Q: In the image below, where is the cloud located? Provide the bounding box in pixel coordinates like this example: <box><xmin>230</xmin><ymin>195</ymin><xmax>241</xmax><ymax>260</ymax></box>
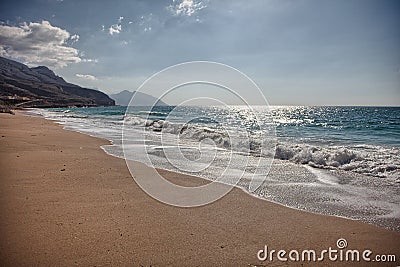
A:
<box><xmin>70</xmin><ymin>34</ymin><xmax>79</xmax><ymax>43</ymax></box>
<box><xmin>0</xmin><ymin>20</ymin><xmax>81</xmax><ymax>68</ymax></box>
<box><xmin>109</xmin><ymin>24</ymin><xmax>122</xmax><ymax>35</ymax></box>
<box><xmin>108</xmin><ymin>17</ymin><xmax>125</xmax><ymax>35</ymax></box>
<box><xmin>75</xmin><ymin>74</ymin><xmax>97</xmax><ymax>80</ymax></box>
<box><xmin>168</xmin><ymin>0</ymin><xmax>207</xmax><ymax>16</ymax></box>
<box><xmin>81</xmin><ymin>58</ymin><xmax>98</xmax><ymax>63</ymax></box>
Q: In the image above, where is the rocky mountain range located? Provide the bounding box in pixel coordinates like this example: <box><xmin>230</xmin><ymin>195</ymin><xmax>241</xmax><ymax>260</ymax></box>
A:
<box><xmin>0</xmin><ymin>56</ymin><xmax>115</xmax><ymax>108</ymax></box>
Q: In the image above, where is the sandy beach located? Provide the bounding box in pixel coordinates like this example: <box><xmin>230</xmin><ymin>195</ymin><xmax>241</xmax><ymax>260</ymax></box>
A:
<box><xmin>0</xmin><ymin>112</ymin><xmax>399</xmax><ymax>266</ymax></box>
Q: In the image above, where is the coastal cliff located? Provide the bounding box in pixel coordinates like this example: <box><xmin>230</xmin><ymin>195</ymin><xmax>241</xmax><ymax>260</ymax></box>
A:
<box><xmin>0</xmin><ymin>57</ymin><xmax>114</xmax><ymax>108</ymax></box>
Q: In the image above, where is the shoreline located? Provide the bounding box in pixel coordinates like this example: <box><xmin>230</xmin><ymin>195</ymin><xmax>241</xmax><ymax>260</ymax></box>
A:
<box><xmin>38</xmin><ymin>115</ymin><xmax>374</xmax><ymax>226</ymax></box>
<box><xmin>1</xmin><ymin>112</ymin><xmax>399</xmax><ymax>266</ymax></box>
<box><xmin>35</xmin><ymin>108</ymin><xmax>399</xmax><ymax>231</ymax></box>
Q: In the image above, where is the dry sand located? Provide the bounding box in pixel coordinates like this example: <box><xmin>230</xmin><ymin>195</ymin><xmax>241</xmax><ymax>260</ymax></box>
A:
<box><xmin>0</xmin><ymin>112</ymin><xmax>399</xmax><ymax>266</ymax></box>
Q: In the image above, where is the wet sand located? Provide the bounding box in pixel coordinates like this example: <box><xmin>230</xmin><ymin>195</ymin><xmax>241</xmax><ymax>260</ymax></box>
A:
<box><xmin>0</xmin><ymin>112</ymin><xmax>399</xmax><ymax>266</ymax></box>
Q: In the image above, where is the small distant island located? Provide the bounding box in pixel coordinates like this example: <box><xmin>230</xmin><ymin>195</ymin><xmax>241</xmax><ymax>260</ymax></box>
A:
<box><xmin>0</xmin><ymin>56</ymin><xmax>115</xmax><ymax>110</ymax></box>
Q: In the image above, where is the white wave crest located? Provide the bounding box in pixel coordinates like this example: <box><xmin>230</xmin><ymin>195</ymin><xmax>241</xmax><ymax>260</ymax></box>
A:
<box><xmin>275</xmin><ymin>143</ymin><xmax>399</xmax><ymax>179</ymax></box>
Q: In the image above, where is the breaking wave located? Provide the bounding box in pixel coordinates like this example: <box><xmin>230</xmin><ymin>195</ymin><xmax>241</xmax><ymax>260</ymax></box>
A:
<box><xmin>124</xmin><ymin>114</ymin><xmax>400</xmax><ymax>180</ymax></box>
<box><xmin>275</xmin><ymin>143</ymin><xmax>399</xmax><ymax>179</ymax></box>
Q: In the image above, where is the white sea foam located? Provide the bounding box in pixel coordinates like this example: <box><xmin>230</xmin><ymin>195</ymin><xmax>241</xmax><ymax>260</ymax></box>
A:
<box><xmin>123</xmin><ymin>113</ymin><xmax>400</xmax><ymax>180</ymax></box>
<box><xmin>304</xmin><ymin>165</ymin><xmax>339</xmax><ymax>185</ymax></box>
<box><xmin>275</xmin><ymin>143</ymin><xmax>399</xmax><ymax>180</ymax></box>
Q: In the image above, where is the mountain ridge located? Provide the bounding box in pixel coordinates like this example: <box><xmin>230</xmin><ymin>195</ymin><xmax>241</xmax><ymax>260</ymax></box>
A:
<box><xmin>0</xmin><ymin>56</ymin><xmax>115</xmax><ymax>108</ymax></box>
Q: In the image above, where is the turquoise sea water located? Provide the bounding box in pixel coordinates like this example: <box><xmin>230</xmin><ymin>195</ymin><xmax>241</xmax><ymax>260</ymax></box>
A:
<box><xmin>30</xmin><ymin>106</ymin><xmax>400</xmax><ymax>230</ymax></box>
<box><xmin>35</xmin><ymin>105</ymin><xmax>400</xmax><ymax>177</ymax></box>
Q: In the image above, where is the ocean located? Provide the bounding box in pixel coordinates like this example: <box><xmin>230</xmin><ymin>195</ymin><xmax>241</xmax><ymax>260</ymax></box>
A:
<box><xmin>29</xmin><ymin>106</ymin><xmax>400</xmax><ymax>231</ymax></box>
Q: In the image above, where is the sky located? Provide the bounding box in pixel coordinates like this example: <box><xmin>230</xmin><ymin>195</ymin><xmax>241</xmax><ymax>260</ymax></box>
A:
<box><xmin>0</xmin><ymin>0</ymin><xmax>399</xmax><ymax>106</ymax></box>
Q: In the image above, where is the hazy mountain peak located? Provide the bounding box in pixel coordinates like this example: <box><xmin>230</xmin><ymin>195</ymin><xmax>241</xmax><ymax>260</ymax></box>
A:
<box><xmin>110</xmin><ymin>90</ymin><xmax>167</xmax><ymax>106</ymax></box>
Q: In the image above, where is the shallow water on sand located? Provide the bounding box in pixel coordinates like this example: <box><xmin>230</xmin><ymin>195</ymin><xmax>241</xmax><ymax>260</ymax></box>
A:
<box><xmin>27</xmin><ymin>106</ymin><xmax>400</xmax><ymax>231</ymax></box>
